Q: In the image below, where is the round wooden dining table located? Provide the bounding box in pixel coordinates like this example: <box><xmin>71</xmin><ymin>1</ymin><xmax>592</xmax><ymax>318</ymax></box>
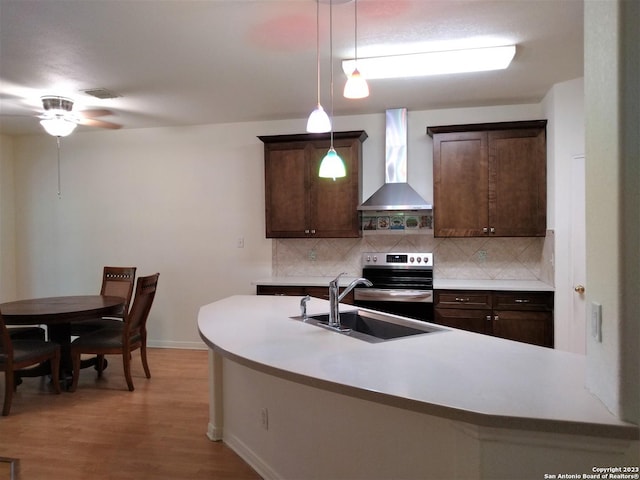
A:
<box><xmin>1</xmin><ymin>295</ymin><xmax>125</xmax><ymax>385</ymax></box>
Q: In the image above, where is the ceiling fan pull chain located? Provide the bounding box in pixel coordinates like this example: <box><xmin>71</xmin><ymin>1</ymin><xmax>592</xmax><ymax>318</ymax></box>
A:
<box><xmin>56</xmin><ymin>136</ymin><xmax>62</xmax><ymax>198</ymax></box>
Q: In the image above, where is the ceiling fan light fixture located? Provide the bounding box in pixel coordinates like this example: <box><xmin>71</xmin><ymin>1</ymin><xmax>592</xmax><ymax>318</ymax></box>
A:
<box><xmin>40</xmin><ymin>117</ymin><xmax>77</xmax><ymax>137</ymax></box>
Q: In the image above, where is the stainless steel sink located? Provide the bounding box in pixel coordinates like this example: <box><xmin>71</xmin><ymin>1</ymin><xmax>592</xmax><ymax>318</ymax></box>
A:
<box><xmin>291</xmin><ymin>309</ymin><xmax>443</xmax><ymax>343</ymax></box>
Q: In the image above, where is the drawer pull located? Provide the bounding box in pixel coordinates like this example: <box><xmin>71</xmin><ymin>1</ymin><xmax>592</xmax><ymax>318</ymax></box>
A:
<box><xmin>514</xmin><ymin>299</ymin><xmax>531</xmax><ymax>303</ymax></box>
<box><xmin>455</xmin><ymin>297</ymin><xmax>470</xmax><ymax>303</ymax></box>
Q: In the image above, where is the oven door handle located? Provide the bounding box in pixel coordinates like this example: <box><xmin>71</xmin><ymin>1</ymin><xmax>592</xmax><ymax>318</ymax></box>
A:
<box><xmin>354</xmin><ymin>288</ymin><xmax>433</xmax><ymax>303</ymax></box>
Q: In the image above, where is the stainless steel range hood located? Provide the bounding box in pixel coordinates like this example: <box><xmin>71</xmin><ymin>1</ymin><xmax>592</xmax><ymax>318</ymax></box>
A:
<box><xmin>358</xmin><ymin>108</ymin><xmax>432</xmax><ymax>211</ymax></box>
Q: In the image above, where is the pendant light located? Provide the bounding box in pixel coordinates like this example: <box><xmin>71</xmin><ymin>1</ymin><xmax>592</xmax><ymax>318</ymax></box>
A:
<box><xmin>319</xmin><ymin>0</ymin><xmax>346</xmax><ymax>180</ymax></box>
<box><xmin>343</xmin><ymin>0</ymin><xmax>369</xmax><ymax>99</ymax></box>
<box><xmin>306</xmin><ymin>0</ymin><xmax>331</xmax><ymax>133</ymax></box>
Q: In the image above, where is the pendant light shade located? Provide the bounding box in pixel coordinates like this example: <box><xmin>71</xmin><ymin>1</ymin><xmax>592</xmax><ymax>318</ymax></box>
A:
<box><xmin>343</xmin><ymin>0</ymin><xmax>369</xmax><ymax>99</ymax></box>
<box><xmin>307</xmin><ymin>0</ymin><xmax>331</xmax><ymax>133</ymax></box>
<box><xmin>344</xmin><ymin>68</ymin><xmax>369</xmax><ymax>99</ymax></box>
<box><xmin>318</xmin><ymin>0</ymin><xmax>345</xmax><ymax>180</ymax></box>
<box><xmin>319</xmin><ymin>147</ymin><xmax>346</xmax><ymax>179</ymax></box>
<box><xmin>307</xmin><ymin>104</ymin><xmax>332</xmax><ymax>133</ymax></box>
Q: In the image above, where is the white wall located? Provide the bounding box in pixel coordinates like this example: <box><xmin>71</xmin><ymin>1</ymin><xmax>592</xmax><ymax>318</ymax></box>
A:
<box><xmin>0</xmin><ymin>134</ymin><xmax>17</xmax><ymax>302</ymax></box>
<box><xmin>542</xmin><ymin>77</ymin><xmax>585</xmax><ymax>353</ymax></box>
<box><xmin>584</xmin><ymin>0</ymin><xmax>639</xmax><ymax>424</ymax></box>
<box><xmin>7</xmin><ymin>103</ymin><xmax>542</xmax><ymax>348</ymax></box>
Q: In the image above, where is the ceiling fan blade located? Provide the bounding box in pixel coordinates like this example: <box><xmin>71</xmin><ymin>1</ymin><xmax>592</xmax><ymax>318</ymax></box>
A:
<box><xmin>78</xmin><ymin>109</ymin><xmax>114</xmax><ymax>119</ymax></box>
<box><xmin>78</xmin><ymin>118</ymin><xmax>122</xmax><ymax>129</ymax></box>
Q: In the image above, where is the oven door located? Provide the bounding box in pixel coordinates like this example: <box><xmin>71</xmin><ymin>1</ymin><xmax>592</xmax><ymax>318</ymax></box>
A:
<box><xmin>353</xmin><ymin>288</ymin><xmax>434</xmax><ymax>322</ymax></box>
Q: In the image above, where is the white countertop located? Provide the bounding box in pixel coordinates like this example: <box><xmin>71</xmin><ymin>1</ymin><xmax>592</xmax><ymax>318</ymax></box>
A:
<box><xmin>253</xmin><ymin>277</ymin><xmax>553</xmax><ymax>291</ymax></box>
<box><xmin>198</xmin><ymin>295</ymin><xmax>636</xmax><ymax>440</ymax></box>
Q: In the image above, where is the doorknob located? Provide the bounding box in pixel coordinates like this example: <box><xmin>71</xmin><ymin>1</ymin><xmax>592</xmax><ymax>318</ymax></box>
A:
<box><xmin>574</xmin><ymin>284</ymin><xmax>585</xmax><ymax>294</ymax></box>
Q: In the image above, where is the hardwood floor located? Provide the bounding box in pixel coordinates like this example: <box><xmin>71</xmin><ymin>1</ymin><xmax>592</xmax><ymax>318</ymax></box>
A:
<box><xmin>0</xmin><ymin>348</ymin><xmax>261</xmax><ymax>480</ymax></box>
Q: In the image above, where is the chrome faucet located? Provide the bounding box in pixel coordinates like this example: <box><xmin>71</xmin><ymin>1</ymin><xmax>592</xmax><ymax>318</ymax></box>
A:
<box><xmin>328</xmin><ymin>273</ymin><xmax>373</xmax><ymax>329</ymax></box>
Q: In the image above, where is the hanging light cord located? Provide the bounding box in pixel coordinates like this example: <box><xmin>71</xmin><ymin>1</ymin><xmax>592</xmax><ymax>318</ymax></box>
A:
<box><xmin>56</xmin><ymin>136</ymin><xmax>62</xmax><ymax>198</ymax></box>
<box><xmin>329</xmin><ymin>0</ymin><xmax>335</xmax><ymax>148</ymax></box>
<box><xmin>315</xmin><ymin>0</ymin><xmax>321</xmax><ymax>107</ymax></box>
<box><xmin>354</xmin><ymin>0</ymin><xmax>359</xmax><ymax>64</ymax></box>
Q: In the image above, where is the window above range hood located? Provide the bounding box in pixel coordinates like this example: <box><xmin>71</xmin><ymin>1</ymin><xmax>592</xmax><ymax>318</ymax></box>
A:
<box><xmin>358</xmin><ymin>108</ymin><xmax>432</xmax><ymax>211</ymax></box>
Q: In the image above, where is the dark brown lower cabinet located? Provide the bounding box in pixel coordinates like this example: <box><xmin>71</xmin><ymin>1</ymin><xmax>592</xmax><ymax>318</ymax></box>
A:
<box><xmin>434</xmin><ymin>289</ymin><xmax>553</xmax><ymax>347</ymax></box>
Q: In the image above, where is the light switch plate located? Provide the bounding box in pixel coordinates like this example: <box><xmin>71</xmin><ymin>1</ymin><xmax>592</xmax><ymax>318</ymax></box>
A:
<box><xmin>591</xmin><ymin>302</ymin><xmax>602</xmax><ymax>342</ymax></box>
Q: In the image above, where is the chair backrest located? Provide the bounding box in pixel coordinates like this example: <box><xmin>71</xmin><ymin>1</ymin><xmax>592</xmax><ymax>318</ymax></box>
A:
<box><xmin>101</xmin><ymin>266</ymin><xmax>137</xmax><ymax>317</ymax></box>
<box><xmin>125</xmin><ymin>273</ymin><xmax>160</xmax><ymax>339</ymax></box>
<box><xmin>0</xmin><ymin>313</ymin><xmax>15</xmax><ymax>368</ymax></box>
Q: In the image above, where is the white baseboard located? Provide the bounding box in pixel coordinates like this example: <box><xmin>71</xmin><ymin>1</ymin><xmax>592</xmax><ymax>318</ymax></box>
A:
<box><xmin>147</xmin><ymin>339</ymin><xmax>207</xmax><ymax>350</ymax></box>
<box><xmin>224</xmin><ymin>431</ymin><xmax>281</xmax><ymax>480</ymax></box>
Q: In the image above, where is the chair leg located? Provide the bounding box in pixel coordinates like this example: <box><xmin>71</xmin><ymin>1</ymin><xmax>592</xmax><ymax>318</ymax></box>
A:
<box><xmin>2</xmin><ymin>369</ymin><xmax>14</xmax><ymax>416</ymax></box>
<box><xmin>69</xmin><ymin>350</ymin><xmax>81</xmax><ymax>392</ymax></box>
<box><xmin>96</xmin><ymin>355</ymin><xmax>105</xmax><ymax>377</ymax></box>
<box><xmin>50</xmin><ymin>348</ymin><xmax>61</xmax><ymax>394</ymax></box>
<box><xmin>123</xmin><ymin>351</ymin><xmax>134</xmax><ymax>391</ymax></box>
<box><xmin>141</xmin><ymin>343</ymin><xmax>151</xmax><ymax>379</ymax></box>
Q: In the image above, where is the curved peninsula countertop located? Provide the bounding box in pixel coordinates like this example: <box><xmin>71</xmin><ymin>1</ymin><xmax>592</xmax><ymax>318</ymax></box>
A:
<box><xmin>198</xmin><ymin>295</ymin><xmax>634</xmax><ymax>440</ymax></box>
<box><xmin>199</xmin><ymin>295</ymin><xmax>638</xmax><ymax>479</ymax></box>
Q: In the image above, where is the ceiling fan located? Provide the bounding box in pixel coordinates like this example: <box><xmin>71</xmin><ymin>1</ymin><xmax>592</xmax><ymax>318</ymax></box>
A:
<box><xmin>38</xmin><ymin>95</ymin><xmax>122</xmax><ymax>136</ymax></box>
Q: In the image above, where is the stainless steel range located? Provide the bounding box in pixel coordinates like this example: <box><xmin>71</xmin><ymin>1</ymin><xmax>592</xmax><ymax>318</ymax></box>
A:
<box><xmin>354</xmin><ymin>252</ymin><xmax>434</xmax><ymax>322</ymax></box>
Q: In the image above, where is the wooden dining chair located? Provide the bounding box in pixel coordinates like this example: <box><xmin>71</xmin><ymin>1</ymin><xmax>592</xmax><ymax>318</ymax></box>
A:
<box><xmin>0</xmin><ymin>312</ymin><xmax>61</xmax><ymax>416</ymax></box>
<box><xmin>70</xmin><ymin>266</ymin><xmax>137</xmax><ymax>336</ymax></box>
<box><xmin>8</xmin><ymin>326</ymin><xmax>46</xmax><ymax>341</ymax></box>
<box><xmin>69</xmin><ymin>273</ymin><xmax>159</xmax><ymax>392</ymax></box>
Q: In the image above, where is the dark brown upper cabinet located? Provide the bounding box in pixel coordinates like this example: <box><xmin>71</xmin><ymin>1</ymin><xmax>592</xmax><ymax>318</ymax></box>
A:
<box><xmin>428</xmin><ymin>121</ymin><xmax>547</xmax><ymax>237</ymax></box>
<box><xmin>259</xmin><ymin>131</ymin><xmax>367</xmax><ymax>238</ymax></box>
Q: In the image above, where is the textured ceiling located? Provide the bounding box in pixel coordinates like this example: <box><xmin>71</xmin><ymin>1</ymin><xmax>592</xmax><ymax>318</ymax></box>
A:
<box><xmin>0</xmin><ymin>0</ymin><xmax>583</xmax><ymax>136</ymax></box>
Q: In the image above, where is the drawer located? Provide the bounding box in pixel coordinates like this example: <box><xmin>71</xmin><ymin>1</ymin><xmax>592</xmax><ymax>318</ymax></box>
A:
<box><xmin>493</xmin><ymin>291</ymin><xmax>553</xmax><ymax>311</ymax></box>
<box><xmin>435</xmin><ymin>290</ymin><xmax>491</xmax><ymax>309</ymax></box>
<box><xmin>256</xmin><ymin>285</ymin><xmax>306</xmax><ymax>296</ymax></box>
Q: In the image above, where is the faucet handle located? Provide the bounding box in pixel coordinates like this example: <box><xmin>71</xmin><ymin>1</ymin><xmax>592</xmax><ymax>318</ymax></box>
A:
<box><xmin>300</xmin><ymin>295</ymin><xmax>311</xmax><ymax>320</ymax></box>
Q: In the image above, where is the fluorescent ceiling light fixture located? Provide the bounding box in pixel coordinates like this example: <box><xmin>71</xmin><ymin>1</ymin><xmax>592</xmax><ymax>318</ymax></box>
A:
<box><xmin>342</xmin><ymin>45</ymin><xmax>516</xmax><ymax>80</ymax></box>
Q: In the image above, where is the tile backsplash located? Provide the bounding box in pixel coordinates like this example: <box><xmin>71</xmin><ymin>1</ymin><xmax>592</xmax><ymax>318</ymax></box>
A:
<box><xmin>273</xmin><ymin>230</ymin><xmax>554</xmax><ymax>285</ymax></box>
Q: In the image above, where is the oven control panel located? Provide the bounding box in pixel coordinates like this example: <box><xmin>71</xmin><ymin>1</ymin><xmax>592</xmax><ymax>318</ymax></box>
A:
<box><xmin>362</xmin><ymin>252</ymin><xmax>433</xmax><ymax>267</ymax></box>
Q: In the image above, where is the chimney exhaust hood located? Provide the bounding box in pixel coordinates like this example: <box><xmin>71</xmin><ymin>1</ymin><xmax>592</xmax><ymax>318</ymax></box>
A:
<box><xmin>358</xmin><ymin>108</ymin><xmax>432</xmax><ymax>211</ymax></box>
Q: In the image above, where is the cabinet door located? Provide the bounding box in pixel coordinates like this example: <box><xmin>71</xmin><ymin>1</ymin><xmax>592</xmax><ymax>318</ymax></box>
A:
<box><xmin>433</xmin><ymin>131</ymin><xmax>489</xmax><ymax>237</ymax></box>
<box><xmin>264</xmin><ymin>144</ymin><xmax>309</xmax><ymax>237</ymax></box>
<box><xmin>309</xmin><ymin>137</ymin><xmax>362</xmax><ymax>238</ymax></box>
<box><xmin>489</xmin><ymin>128</ymin><xmax>546</xmax><ymax>236</ymax></box>
<box><xmin>262</xmin><ymin>131</ymin><xmax>365</xmax><ymax>239</ymax></box>
<box><xmin>434</xmin><ymin>308</ymin><xmax>490</xmax><ymax>334</ymax></box>
<box><xmin>491</xmin><ymin>309</ymin><xmax>553</xmax><ymax>347</ymax></box>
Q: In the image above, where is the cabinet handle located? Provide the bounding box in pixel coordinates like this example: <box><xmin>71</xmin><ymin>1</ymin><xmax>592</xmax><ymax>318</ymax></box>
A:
<box><xmin>483</xmin><ymin>227</ymin><xmax>488</xmax><ymax>234</ymax></box>
<box><xmin>490</xmin><ymin>227</ymin><xmax>496</xmax><ymax>233</ymax></box>
<box><xmin>494</xmin><ymin>315</ymin><xmax>499</xmax><ymax>321</ymax></box>
<box><xmin>304</xmin><ymin>229</ymin><xmax>310</xmax><ymax>234</ymax></box>
<box><xmin>486</xmin><ymin>315</ymin><xmax>492</xmax><ymax>321</ymax></box>
<box><xmin>311</xmin><ymin>229</ymin><xmax>316</xmax><ymax>234</ymax></box>
<box><xmin>455</xmin><ymin>297</ymin><xmax>470</xmax><ymax>302</ymax></box>
<box><xmin>515</xmin><ymin>299</ymin><xmax>531</xmax><ymax>303</ymax></box>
